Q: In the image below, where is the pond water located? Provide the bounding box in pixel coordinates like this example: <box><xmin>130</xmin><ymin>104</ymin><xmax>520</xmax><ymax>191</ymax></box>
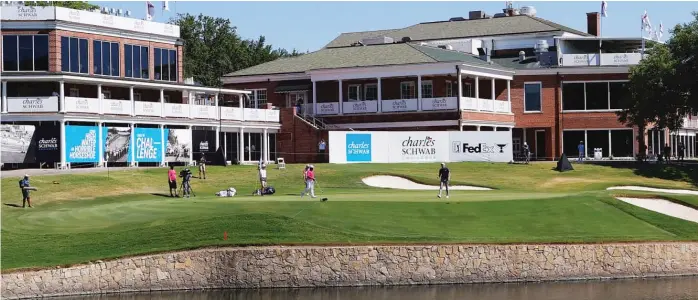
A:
<box><xmin>56</xmin><ymin>276</ymin><xmax>698</xmax><ymax>300</ymax></box>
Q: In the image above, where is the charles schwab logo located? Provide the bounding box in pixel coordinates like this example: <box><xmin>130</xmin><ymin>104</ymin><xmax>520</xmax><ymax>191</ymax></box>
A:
<box><xmin>346</xmin><ymin>133</ymin><xmax>371</xmax><ymax>162</ymax></box>
<box><xmin>17</xmin><ymin>6</ymin><xmax>38</xmax><ymax>19</ymax></box>
<box><xmin>22</xmin><ymin>98</ymin><xmax>45</xmax><ymax>109</ymax></box>
<box><xmin>38</xmin><ymin>137</ymin><xmax>58</xmax><ymax>151</ymax></box>
<box><xmin>401</xmin><ymin>136</ymin><xmax>437</xmax><ymax>160</ymax></box>
<box><xmin>452</xmin><ymin>142</ymin><xmax>507</xmax><ymax>154</ymax></box>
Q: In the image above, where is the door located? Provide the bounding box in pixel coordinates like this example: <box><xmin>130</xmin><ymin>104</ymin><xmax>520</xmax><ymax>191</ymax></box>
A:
<box><xmin>535</xmin><ymin>130</ymin><xmax>546</xmax><ymax>160</ymax></box>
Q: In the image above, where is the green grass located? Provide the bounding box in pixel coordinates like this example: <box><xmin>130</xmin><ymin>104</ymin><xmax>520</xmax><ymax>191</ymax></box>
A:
<box><xmin>2</xmin><ymin>162</ymin><xmax>698</xmax><ymax>271</ymax></box>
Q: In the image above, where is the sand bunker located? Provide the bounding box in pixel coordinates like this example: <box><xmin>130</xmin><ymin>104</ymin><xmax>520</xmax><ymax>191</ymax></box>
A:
<box><xmin>616</xmin><ymin>197</ymin><xmax>698</xmax><ymax>224</ymax></box>
<box><xmin>362</xmin><ymin>175</ymin><xmax>492</xmax><ymax>191</ymax></box>
<box><xmin>607</xmin><ymin>186</ymin><xmax>698</xmax><ymax>196</ymax></box>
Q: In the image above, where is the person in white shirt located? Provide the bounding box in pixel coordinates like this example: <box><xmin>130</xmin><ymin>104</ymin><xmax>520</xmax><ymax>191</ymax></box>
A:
<box><xmin>258</xmin><ymin>163</ymin><xmax>268</xmax><ymax>191</ymax></box>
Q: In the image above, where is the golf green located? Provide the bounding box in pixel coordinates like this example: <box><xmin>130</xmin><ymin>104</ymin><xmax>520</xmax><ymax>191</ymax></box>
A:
<box><xmin>2</xmin><ymin>162</ymin><xmax>697</xmax><ymax>271</ymax></box>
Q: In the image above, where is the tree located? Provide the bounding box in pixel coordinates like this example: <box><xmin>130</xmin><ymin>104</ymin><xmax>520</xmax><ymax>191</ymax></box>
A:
<box><xmin>171</xmin><ymin>13</ymin><xmax>303</xmax><ymax>87</ymax></box>
<box><xmin>25</xmin><ymin>1</ymin><xmax>99</xmax><ymax>11</ymax></box>
<box><xmin>667</xmin><ymin>12</ymin><xmax>698</xmax><ymax>113</ymax></box>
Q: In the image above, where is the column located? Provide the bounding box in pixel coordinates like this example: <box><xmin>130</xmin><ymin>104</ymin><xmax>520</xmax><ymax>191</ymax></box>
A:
<box><xmin>506</xmin><ymin>79</ymin><xmax>511</xmax><ymax>113</ymax></box>
<box><xmin>160</xmin><ymin>125</ymin><xmax>166</xmax><ymax>167</ymax></box>
<box><xmin>98</xmin><ymin>122</ymin><xmax>104</xmax><ymax>167</ymax></box>
<box><xmin>215</xmin><ymin>126</ymin><xmax>220</xmax><ymax>155</ymax></box>
<box><xmin>475</xmin><ymin>76</ymin><xmax>480</xmax><ymax>111</ymax></box>
<box><xmin>608</xmin><ymin>130</ymin><xmax>613</xmax><ymax>158</ymax></box>
<box><xmin>239</xmin><ymin>127</ymin><xmax>245</xmax><ymax>163</ymax></box>
<box><xmin>129</xmin><ymin>87</ymin><xmax>135</xmax><ymax>117</ymax></box>
<box><xmin>60</xmin><ymin>120</ymin><xmax>66</xmax><ymax>169</ymax></box>
<box><xmin>312</xmin><ymin>81</ymin><xmax>317</xmax><ymax>115</ymax></box>
<box><xmin>130</xmin><ymin>123</ymin><xmax>136</xmax><ymax>166</ymax></box>
<box><xmin>59</xmin><ymin>81</ymin><xmax>65</xmax><ymax>113</ymax></box>
<box><xmin>476</xmin><ymin>125</ymin><xmax>481</xmax><ymax>131</ymax></box>
<box><xmin>491</xmin><ymin>78</ymin><xmax>496</xmax><ymax>112</ymax></box>
<box><xmin>651</xmin><ymin>130</ymin><xmax>655</xmax><ymax>156</ymax></box>
<box><xmin>263</xmin><ymin>128</ymin><xmax>269</xmax><ymax>163</ymax></box>
<box><xmin>240</xmin><ymin>94</ymin><xmax>245</xmax><ymax>121</ymax></box>
<box><xmin>159</xmin><ymin>89</ymin><xmax>165</xmax><ymax>118</ymax></box>
<box><xmin>1</xmin><ymin>81</ymin><xmax>7</xmax><ymax>113</ymax></box>
<box><xmin>214</xmin><ymin>93</ymin><xmax>219</xmax><ymax>119</ymax></box>
<box><xmin>338</xmin><ymin>80</ymin><xmax>343</xmax><ymax>115</ymax></box>
<box><xmin>189</xmin><ymin>91</ymin><xmax>194</xmax><ymax>119</ymax></box>
<box><xmin>584</xmin><ymin>130</ymin><xmax>589</xmax><ymax>159</ymax></box>
<box><xmin>377</xmin><ymin>78</ymin><xmax>382</xmax><ymax>113</ymax></box>
<box><xmin>223</xmin><ymin>132</ymin><xmax>228</xmax><ymax>162</ymax></box>
<box><xmin>459</xmin><ymin>121</ymin><xmax>463</xmax><ymax>131</ymax></box>
<box><xmin>188</xmin><ymin>125</ymin><xmax>194</xmax><ymax>165</ymax></box>
<box><xmin>417</xmin><ymin>75</ymin><xmax>423</xmax><ymax>111</ymax></box>
<box><xmin>97</xmin><ymin>84</ymin><xmax>103</xmax><ymax>115</ymax></box>
<box><xmin>523</xmin><ymin>128</ymin><xmax>527</xmax><ymax>144</ymax></box>
<box><xmin>457</xmin><ymin>70</ymin><xmax>463</xmax><ymax>110</ymax></box>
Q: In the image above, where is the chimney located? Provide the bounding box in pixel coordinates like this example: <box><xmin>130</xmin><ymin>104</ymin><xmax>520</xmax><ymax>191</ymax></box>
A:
<box><xmin>586</xmin><ymin>12</ymin><xmax>600</xmax><ymax>36</ymax></box>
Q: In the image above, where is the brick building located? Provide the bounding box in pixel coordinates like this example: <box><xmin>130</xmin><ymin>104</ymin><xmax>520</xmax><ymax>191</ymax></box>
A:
<box><xmin>223</xmin><ymin>7</ymin><xmax>697</xmax><ymax>162</ymax></box>
<box><xmin>1</xmin><ymin>5</ymin><xmax>280</xmax><ymax>169</ymax></box>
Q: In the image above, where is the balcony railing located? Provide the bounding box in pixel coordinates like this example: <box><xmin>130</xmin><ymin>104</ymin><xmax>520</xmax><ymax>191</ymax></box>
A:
<box><xmin>560</xmin><ymin>53</ymin><xmax>642</xmax><ymax>67</ymax></box>
<box><xmin>310</xmin><ymin>97</ymin><xmax>466</xmax><ymax>115</ymax></box>
<box><xmin>58</xmin><ymin>97</ymin><xmax>279</xmax><ymax>122</ymax></box>
<box><xmin>684</xmin><ymin>118</ymin><xmax>698</xmax><ymax>129</ymax></box>
<box><xmin>460</xmin><ymin>97</ymin><xmax>511</xmax><ymax>113</ymax></box>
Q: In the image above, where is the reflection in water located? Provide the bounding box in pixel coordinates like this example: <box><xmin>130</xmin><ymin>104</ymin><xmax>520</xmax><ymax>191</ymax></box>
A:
<box><xmin>59</xmin><ymin>276</ymin><xmax>698</xmax><ymax>300</ymax></box>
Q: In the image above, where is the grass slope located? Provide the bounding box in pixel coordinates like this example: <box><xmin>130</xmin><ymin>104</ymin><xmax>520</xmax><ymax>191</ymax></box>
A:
<box><xmin>1</xmin><ymin>162</ymin><xmax>697</xmax><ymax>271</ymax></box>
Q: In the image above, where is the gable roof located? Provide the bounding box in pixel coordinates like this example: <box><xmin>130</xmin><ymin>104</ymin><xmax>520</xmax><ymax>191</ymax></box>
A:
<box><xmin>325</xmin><ymin>15</ymin><xmax>590</xmax><ymax>49</ymax></box>
<box><xmin>224</xmin><ymin>43</ymin><xmax>510</xmax><ymax>78</ymax></box>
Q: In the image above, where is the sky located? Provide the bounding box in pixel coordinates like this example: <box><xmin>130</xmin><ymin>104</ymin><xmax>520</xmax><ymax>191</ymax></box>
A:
<box><xmin>92</xmin><ymin>1</ymin><xmax>697</xmax><ymax>52</ymax></box>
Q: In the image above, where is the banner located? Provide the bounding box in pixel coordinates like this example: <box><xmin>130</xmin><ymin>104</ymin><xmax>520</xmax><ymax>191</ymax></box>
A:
<box><xmin>330</xmin><ymin>131</ymin><xmax>512</xmax><ymax>164</ymax></box>
<box><xmin>165</xmin><ymin>128</ymin><xmax>191</xmax><ymax>162</ymax></box>
<box><xmin>65</xmin><ymin>125</ymin><xmax>98</xmax><ymax>163</ymax></box>
<box><xmin>7</xmin><ymin>96</ymin><xmax>59</xmax><ymax>113</ymax></box>
<box><xmin>1</xmin><ymin>124</ymin><xmax>60</xmax><ymax>163</ymax></box>
<box><xmin>192</xmin><ymin>129</ymin><xmax>217</xmax><ymax>162</ymax></box>
<box><xmin>102</xmin><ymin>126</ymin><xmax>132</xmax><ymax>163</ymax></box>
<box><xmin>133</xmin><ymin>127</ymin><xmax>163</xmax><ymax>163</ymax></box>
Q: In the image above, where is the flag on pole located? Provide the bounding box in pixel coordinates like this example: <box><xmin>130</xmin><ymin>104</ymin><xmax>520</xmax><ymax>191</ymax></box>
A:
<box><xmin>163</xmin><ymin>0</ymin><xmax>169</xmax><ymax>12</ymax></box>
<box><xmin>641</xmin><ymin>10</ymin><xmax>652</xmax><ymax>33</ymax></box>
<box><xmin>146</xmin><ymin>1</ymin><xmax>155</xmax><ymax>21</ymax></box>
<box><xmin>658</xmin><ymin>21</ymin><xmax>664</xmax><ymax>40</ymax></box>
<box><xmin>601</xmin><ymin>1</ymin><xmax>608</xmax><ymax>17</ymax></box>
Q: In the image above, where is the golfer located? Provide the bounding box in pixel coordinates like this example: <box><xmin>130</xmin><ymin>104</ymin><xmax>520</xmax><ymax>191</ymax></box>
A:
<box><xmin>168</xmin><ymin>165</ymin><xmax>178</xmax><ymax>197</ymax></box>
<box><xmin>19</xmin><ymin>174</ymin><xmax>33</xmax><ymax>208</ymax></box>
<box><xmin>303</xmin><ymin>164</ymin><xmax>310</xmax><ymax>189</ymax></box>
<box><xmin>301</xmin><ymin>165</ymin><xmax>317</xmax><ymax>198</ymax></box>
<box><xmin>437</xmin><ymin>163</ymin><xmax>450</xmax><ymax>199</ymax></box>
<box><xmin>198</xmin><ymin>154</ymin><xmax>207</xmax><ymax>180</ymax></box>
<box><xmin>259</xmin><ymin>163</ymin><xmax>268</xmax><ymax>191</ymax></box>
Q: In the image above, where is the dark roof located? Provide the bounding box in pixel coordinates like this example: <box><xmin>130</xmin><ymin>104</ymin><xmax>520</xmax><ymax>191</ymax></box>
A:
<box><xmin>224</xmin><ymin>43</ymin><xmax>510</xmax><ymax>78</ymax></box>
<box><xmin>325</xmin><ymin>15</ymin><xmax>591</xmax><ymax>49</ymax></box>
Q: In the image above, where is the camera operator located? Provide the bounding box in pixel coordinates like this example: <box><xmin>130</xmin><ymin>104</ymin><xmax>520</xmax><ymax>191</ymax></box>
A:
<box><xmin>180</xmin><ymin>168</ymin><xmax>193</xmax><ymax>198</ymax></box>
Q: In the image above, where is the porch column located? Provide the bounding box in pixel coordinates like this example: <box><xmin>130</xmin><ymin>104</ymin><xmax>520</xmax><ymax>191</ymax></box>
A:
<box><xmin>240</xmin><ymin>94</ymin><xmax>245</xmax><ymax>121</ymax></box>
<box><xmin>338</xmin><ymin>80</ymin><xmax>343</xmax><ymax>115</ymax></box>
<box><xmin>223</xmin><ymin>132</ymin><xmax>227</xmax><ymax>162</ymax></box>
<box><xmin>239</xmin><ymin>127</ymin><xmax>245</xmax><ymax>163</ymax></box>
<box><xmin>189</xmin><ymin>92</ymin><xmax>194</xmax><ymax>119</ymax></box>
<box><xmin>312</xmin><ymin>81</ymin><xmax>317</xmax><ymax>115</ymax></box>
<box><xmin>159</xmin><ymin>89</ymin><xmax>165</xmax><ymax>118</ymax></box>
<box><xmin>130</xmin><ymin>123</ymin><xmax>136</xmax><ymax>166</ymax></box>
<box><xmin>97</xmin><ymin>84</ymin><xmax>103</xmax><ymax>115</ymax></box>
<box><xmin>584</xmin><ymin>130</ymin><xmax>588</xmax><ymax>159</ymax></box>
<box><xmin>457</xmin><ymin>70</ymin><xmax>463</xmax><ymax>110</ymax></box>
<box><xmin>215</xmin><ymin>125</ymin><xmax>220</xmax><ymax>155</ymax></box>
<box><xmin>189</xmin><ymin>125</ymin><xmax>194</xmax><ymax>166</ymax></box>
<box><xmin>475</xmin><ymin>76</ymin><xmax>480</xmax><ymax>111</ymax></box>
<box><xmin>98</xmin><ymin>122</ymin><xmax>104</xmax><ymax>167</ymax></box>
<box><xmin>651</xmin><ymin>130</ymin><xmax>655</xmax><ymax>155</ymax></box>
<box><xmin>608</xmin><ymin>130</ymin><xmax>613</xmax><ymax>158</ymax></box>
<box><xmin>263</xmin><ymin>128</ymin><xmax>269</xmax><ymax>163</ymax></box>
<box><xmin>476</xmin><ymin>125</ymin><xmax>481</xmax><ymax>131</ymax></box>
<box><xmin>417</xmin><ymin>75</ymin><xmax>423</xmax><ymax>111</ymax></box>
<box><xmin>59</xmin><ymin>81</ymin><xmax>65</xmax><ymax>113</ymax></box>
<box><xmin>214</xmin><ymin>93</ymin><xmax>219</xmax><ymax>120</ymax></box>
<box><xmin>160</xmin><ymin>125</ymin><xmax>166</xmax><ymax>167</ymax></box>
<box><xmin>523</xmin><ymin>128</ymin><xmax>527</xmax><ymax>144</ymax></box>
<box><xmin>459</xmin><ymin>121</ymin><xmax>463</xmax><ymax>131</ymax></box>
<box><xmin>1</xmin><ymin>81</ymin><xmax>7</xmax><ymax>113</ymax></box>
<box><xmin>491</xmin><ymin>78</ymin><xmax>496</xmax><ymax>112</ymax></box>
<box><xmin>377</xmin><ymin>78</ymin><xmax>382</xmax><ymax>113</ymax></box>
<box><xmin>129</xmin><ymin>87</ymin><xmax>135</xmax><ymax>117</ymax></box>
<box><xmin>60</xmin><ymin>120</ymin><xmax>66</xmax><ymax>169</ymax></box>
<box><xmin>506</xmin><ymin>79</ymin><xmax>511</xmax><ymax>113</ymax></box>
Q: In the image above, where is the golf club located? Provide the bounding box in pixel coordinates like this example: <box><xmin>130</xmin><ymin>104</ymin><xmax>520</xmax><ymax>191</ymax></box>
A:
<box><xmin>315</xmin><ymin>180</ymin><xmax>328</xmax><ymax>201</ymax></box>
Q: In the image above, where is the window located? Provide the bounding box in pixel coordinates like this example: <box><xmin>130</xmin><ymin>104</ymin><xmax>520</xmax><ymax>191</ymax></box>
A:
<box><xmin>585</xmin><ymin>82</ymin><xmax>609</xmax><ymax>110</ymax></box>
<box><xmin>348</xmin><ymin>84</ymin><xmax>361</xmax><ymax>101</ymax></box>
<box><xmin>3</xmin><ymin>35</ymin><xmax>49</xmax><ymax>71</ymax></box>
<box><xmin>611</xmin><ymin>130</ymin><xmax>634</xmax><ymax>157</ymax></box>
<box><xmin>463</xmin><ymin>82</ymin><xmax>472</xmax><ymax>97</ymax></box>
<box><xmin>421</xmin><ymin>80</ymin><xmax>433</xmax><ymax>98</ymax></box>
<box><xmin>69</xmin><ymin>88</ymin><xmax>79</xmax><ymax>97</ymax></box>
<box><xmin>154</xmin><ymin>48</ymin><xmax>178</xmax><ymax>82</ymax></box>
<box><xmin>524</xmin><ymin>82</ymin><xmax>542</xmax><ymax>112</ymax></box>
<box><xmin>364</xmin><ymin>83</ymin><xmax>378</xmax><ymax>101</ymax></box>
<box><xmin>93</xmin><ymin>40</ymin><xmax>120</xmax><ymax>76</ymax></box>
<box><xmin>609</xmin><ymin>82</ymin><xmax>629</xmax><ymax>109</ymax></box>
<box><xmin>60</xmin><ymin>36</ymin><xmax>88</xmax><ymax>74</ymax></box>
<box><xmin>562</xmin><ymin>83</ymin><xmax>585</xmax><ymax>111</ymax></box>
<box><xmin>134</xmin><ymin>93</ymin><xmax>141</xmax><ymax>101</ymax></box>
<box><xmin>446</xmin><ymin>81</ymin><xmax>454</xmax><ymax>97</ymax></box>
<box><xmin>248</xmin><ymin>89</ymin><xmax>267</xmax><ymax>108</ymax></box>
<box><xmin>400</xmin><ymin>82</ymin><xmax>415</xmax><ymax>99</ymax></box>
<box><xmin>125</xmin><ymin>44</ymin><xmax>149</xmax><ymax>79</ymax></box>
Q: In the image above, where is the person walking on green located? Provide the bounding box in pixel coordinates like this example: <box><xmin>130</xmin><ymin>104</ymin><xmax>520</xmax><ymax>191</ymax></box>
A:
<box><xmin>438</xmin><ymin>163</ymin><xmax>451</xmax><ymax>199</ymax></box>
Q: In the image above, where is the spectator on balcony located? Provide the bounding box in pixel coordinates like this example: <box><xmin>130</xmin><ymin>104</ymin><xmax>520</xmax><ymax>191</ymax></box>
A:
<box><xmin>296</xmin><ymin>100</ymin><xmax>303</xmax><ymax>115</ymax></box>
<box><xmin>51</xmin><ymin>91</ymin><xmax>59</xmax><ymax>97</ymax></box>
<box><xmin>577</xmin><ymin>141</ymin><xmax>585</xmax><ymax>163</ymax></box>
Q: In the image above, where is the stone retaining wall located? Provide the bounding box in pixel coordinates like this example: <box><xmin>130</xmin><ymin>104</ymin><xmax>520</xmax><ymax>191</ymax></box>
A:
<box><xmin>3</xmin><ymin>243</ymin><xmax>698</xmax><ymax>299</ymax></box>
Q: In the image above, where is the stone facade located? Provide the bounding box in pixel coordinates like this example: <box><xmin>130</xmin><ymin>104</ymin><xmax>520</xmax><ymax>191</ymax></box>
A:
<box><xmin>3</xmin><ymin>243</ymin><xmax>698</xmax><ymax>299</ymax></box>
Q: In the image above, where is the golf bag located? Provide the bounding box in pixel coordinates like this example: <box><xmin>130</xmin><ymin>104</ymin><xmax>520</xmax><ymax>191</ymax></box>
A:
<box><xmin>216</xmin><ymin>187</ymin><xmax>236</xmax><ymax>197</ymax></box>
<box><xmin>254</xmin><ymin>186</ymin><xmax>276</xmax><ymax>196</ymax></box>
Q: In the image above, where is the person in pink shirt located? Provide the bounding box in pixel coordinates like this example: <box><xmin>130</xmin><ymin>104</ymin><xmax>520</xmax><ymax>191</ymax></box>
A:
<box><xmin>301</xmin><ymin>165</ymin><xmax>316</xmax><ymax>198</ymax></box>
<box><xmin>168</xmin><ymin>166</ymin><xmax>179</xmax><ymax>197</ymax></box>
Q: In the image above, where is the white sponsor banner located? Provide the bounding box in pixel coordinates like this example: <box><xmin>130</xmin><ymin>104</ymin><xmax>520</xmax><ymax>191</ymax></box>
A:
<box><xmin>560</xmin><ymin>53</ymin><xmax>600</xmax><ymax>67</ymax></box>
<box><xmin>134</xmin><ymin>101</ymin><xmax>162</xmax><ymax>117</ymax></box>
<box><xmin>422</xmin><ymin>97</ymin><xmax>457</xmax><ymax>111</ymax></box>
<box><xmin>343</xmin><ymin>100</ymin><xmax>378</xmax><ymax>114</ymax></box>
<box><xmin>7</xmin><ymin>96</ymin><xmax>59</xmax><ymax>113</ymax></box>
<box><xmin>1</xmin><ymin>6</ymin><xmax>55</xmax><ymax>20</ymax></box>
<box><xmin>600</xmin><ymin>53</ymin><xmax>642</xmax><ymax>66</ymax></box>
<box><xmin>449</xmin><ymin>131</ymin><xmax>513</xmax><ymax>162</ymax></box>
<box><xmin>53</xmin><ymin>7</ymin><xmax>179</xmax><ymax>38</ymax></box>
<box><xmin>330</xmin><ymin>131</ymin><xmax>512</xmax><ymax>164</ymax></box>
<box><xmin>382</xmin><ymin>99</ymin><xmax>418</xmax><ymax>112</ymax></box>
<box><xmin>102</xmin><ymin>99</ymin><xmax>132</xmax><ymax>115</ymax></box>
<box><xmin>191</xmin><ymin>105</ymin><xmax>217</xmax><ymax>119</ymax></box>
<box><xmin>163</xmin><ymin>103</ymin><xmax>189</xmax><ymax>118</ymax></box>
<box><xmin>65</xmin><ymin>97</ymin><xmax>99</xmax><ymax>114</ymax></box>
<box><xmin>220</xmin><ymin>107</ymin><xmax>243</xmax><ymax>121</ymax></box>
<box><xmin>316</xmin><ymin>102</ymin><xmax>339</xmax><ymax>115</ymax></box>
<box><xmin>243</xmin><ymin>108</ymin><xmax>266</xmax><ymax>122</ymax></box>
<box><xmin>266</xmin><ymin>109</ymin><xmax>280</xmax><ymax>122</ymax></box>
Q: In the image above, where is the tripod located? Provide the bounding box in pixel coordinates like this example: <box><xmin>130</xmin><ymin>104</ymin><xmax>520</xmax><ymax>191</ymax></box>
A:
<box><xmin>178</xmin><ymin>181</ymin><xmax>196</xmax><ymax>197</ymax></box>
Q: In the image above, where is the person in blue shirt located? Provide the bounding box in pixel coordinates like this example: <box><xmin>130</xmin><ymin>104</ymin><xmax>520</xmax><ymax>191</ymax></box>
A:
<box><xmin>19</xmin><ymin>175</ymin><xmax>32</xmax><ymax>208</ymax></box>
<box><xmin>577</xmin><ymin>141</ymin><xmax>585</xmax><ymax>163</ymax></box>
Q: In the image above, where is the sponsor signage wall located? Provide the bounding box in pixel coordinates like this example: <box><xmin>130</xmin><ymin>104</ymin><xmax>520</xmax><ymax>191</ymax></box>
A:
<box><xmin>329</xmin><ymin>131</ymin><xmax>512</xmax><ymax>164</ymax></box>
<box><xmin>192</xmin><ymin>129</ymin><xmax>217</xmax><ymax>162</ymax></box>
<box><xmin>165</xmin><ymin>129</ymin><xmax>191</xmax><ymax>162</ymax></box>
<box><xmin>316</xmin><ymin>103</ymin><xmax>339</xmax><ymax>115</ymax></box>
<box><xmin>65</xmin><ymin>97</ymin><xmax>99</xmax><ymax>114</ymax></box>
<box><xmin>65</xmin><ymin>125</ymin><xmax>99</xmax><ymax>163</ymax></box>
<box><xmin>102</xmin><ymin>126</ymin><xmax>132</xmax><ymax>163</ymax></box>
<box><xmin>1</xmin><ymin>124</ymin><xmax>60</xmax><ymax>164</ymax></box>
<box><xmin>133</xmin><ymin>128</ymin><xmax>164</xmax><ymax>163</ymax></box>
<box><xmin>7</xmin><ymin>96</ymin><xmax>59</xmax><ymax>113</ymax></box>
<box><xmin>382</xmin><ymin>99</ymin><xmax>418</xmax><ymax>112</ymax></box>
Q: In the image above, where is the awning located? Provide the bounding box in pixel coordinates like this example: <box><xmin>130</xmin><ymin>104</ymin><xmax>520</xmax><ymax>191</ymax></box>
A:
<box><xmin>274</xmin><ymin>81</ymin><xmax>311</xmax><ymax>94</ymax></box>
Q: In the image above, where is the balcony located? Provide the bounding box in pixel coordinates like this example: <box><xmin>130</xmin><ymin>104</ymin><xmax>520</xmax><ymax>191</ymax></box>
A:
<box><xmin>560</xmin><ymin>53</ymin><xmax>642</xmax><ymax>67</ymax></box>
<box><xmin>460</xmin><ymin>98</ymin><xmax>511</xmax><ymax>113</ymax></box>
<box><xmin>310</xmin><ymin>96</ymin><xmax>509</xmax><ymax>115</ymax></box>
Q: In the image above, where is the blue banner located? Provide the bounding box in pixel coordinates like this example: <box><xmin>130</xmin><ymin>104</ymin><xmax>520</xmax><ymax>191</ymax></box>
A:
<box><xmin>65</xmin><ymin>125</ymin><xmax>99</xmax><ymax>163</ymax></box>
<box><xmin>346</xmin><ymin>133</ymin><xmax>372</xmax><ymax>162</ymax></box>
<box><xmin>133</xmin><ymin>127</ymin><xmax>163</xmax><ymax>163</ymax></box>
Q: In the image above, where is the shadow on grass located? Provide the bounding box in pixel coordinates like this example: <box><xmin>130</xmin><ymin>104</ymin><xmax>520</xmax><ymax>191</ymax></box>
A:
<box><xmin>590</xmin><ymin>161</ymin><xmax>698</xmax><ymax>188</ymax></box>
<box><xmin>150</xmin><ymin>193</ymin><xmax>177</xmax><ymax>198</ymax></box>
<box><xmin>3</xmin><ymin>203</ymin><xmax>22</xmax><ymax>208</ymax></box>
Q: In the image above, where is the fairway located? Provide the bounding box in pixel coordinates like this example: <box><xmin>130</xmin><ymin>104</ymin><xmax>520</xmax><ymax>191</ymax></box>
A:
<box><xmin>2</xmin><ymin>162</ymin><xmax>698</xmax><ymax>271</ymax></box>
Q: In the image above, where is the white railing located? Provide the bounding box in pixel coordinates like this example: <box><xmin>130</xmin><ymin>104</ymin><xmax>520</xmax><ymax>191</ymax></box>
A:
<box><xmin>684</xmin><ymin>118</ymin><xmax>698</xmax><ymax>129</ymax></box>
<box><xmin>102</xmin><ymin>99</ymin><xmax>132</xmax><ymax>115</ymax></box>
<box><xmin>191</xmin><ymin>104</ymin><xmax>217</xmax><ymax>119</ymax></box>
<box><xmin>316</xmin><ymin>102</ymin><xmax>340</xmax><ymax>115</ymax></box>
<box><xmin>65</xmin><ymin>97</ymin><xmax>99</xmax><ymax>114</ymax></box>
<box><xmin>7</xmin><ymin>96</ymin><xmax>59</xmax><ymax>113</ymax></box>
<box><xmin>343</xmin><ymin>100</ymin><xmax>378</xmax><ymax>114</ymax></box>
<box><xmin>134</xmin><ymin>101</ymin><xmax>162</xmax><ymax>117</ymax></box>
<box><xmin>461</xmin><ymin>97</ymin><xmax>478</xmax><ymax>111</ymax></box>
<box><xmin>460</xmin><ymin>97</ymin><xmax>510</xmax><ymax>113</ymax></box>
<box><xmin>243</xmin><ymin>108</ymin><xmax>265</xmax><ymax>122</ymax></box>
<box><xmin>560</xmin><ymin>53</ymin><xmax>642</xmax><ymax>67</ymax></box>
<box><xmin>163</xmin><ymin>103</ymin><xmax>190</xmax><ymax>118</ymax></box>
<box><xmin>265</xmin><ymin>109</ymin><xmax>280</xmax><ymax>122</ymax></box>
<box><xmin>220</xmin><ymin>106</ymin><xmax>243</xmax><ymax>121</ymax></box>
<box><xmin>421</xmin><ymin>97</ymin><xmax>457</xmax><ymax>111</ymax></box>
